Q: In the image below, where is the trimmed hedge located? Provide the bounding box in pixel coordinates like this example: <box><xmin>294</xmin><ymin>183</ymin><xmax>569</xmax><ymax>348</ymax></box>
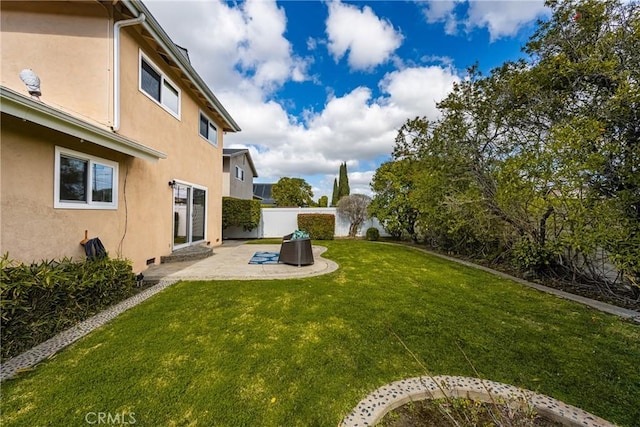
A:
<box><xmin>366</xmin><ymin>227</ymin><xmax>380</xmax><ymax>241</ymax></box>
<box><xmin>0</xmin><ymin>255</ymin><xmax>136</xmax><ymax>361</ymax></box>
<box><xmin>222</xmin><ymin>197</ymin><xmax>261</xmax><ymax>231</ymax></box>
<box><xmin>297</xmin><ymin>214</ymin><xmax>335</xmax><ymax>240</ymax></box>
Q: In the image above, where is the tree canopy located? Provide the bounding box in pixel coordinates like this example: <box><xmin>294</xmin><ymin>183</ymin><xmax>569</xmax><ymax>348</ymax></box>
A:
<box><xmin>370</xmin><ymin>0</ymin><xmax>639</xmax><ymax>305</ymax></box>
<box><xmin>272</xmin><ymin>177</ymin><xmax>314</xmax><ymax>207</ymax></box>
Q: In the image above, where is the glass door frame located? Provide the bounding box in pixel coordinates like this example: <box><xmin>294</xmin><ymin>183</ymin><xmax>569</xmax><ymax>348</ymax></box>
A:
<box><xmin>172</xmin><ymin>179</ymin><xmax>208</xmax><ymax>250</ymax></box>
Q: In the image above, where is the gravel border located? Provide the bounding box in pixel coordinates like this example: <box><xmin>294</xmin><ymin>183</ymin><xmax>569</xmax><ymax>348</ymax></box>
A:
<box><xmin>339</xmin><ymin>375</ymin><xmax>615</xmax><ymax>427</ymax></box>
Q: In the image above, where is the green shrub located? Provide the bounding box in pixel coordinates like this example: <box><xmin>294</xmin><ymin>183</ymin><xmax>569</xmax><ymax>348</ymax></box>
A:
<box><xmin>366</xmin><ymin>227</ymin><xmax>380</xmax><ymax>241</ymax></box>
<box><xmin>222</xmin><ymin>197</ymin><xmax>261</xmax><ymax>231</ymax></box>
<box><xmin>297</xmin><ymin>214</ymin><xmax>335</xmax><ymax>240</ymax></box>
<box><xmin>0</xmin><ymin>254</ymin><xmax>136</xmax><ymax>361</ymax></box>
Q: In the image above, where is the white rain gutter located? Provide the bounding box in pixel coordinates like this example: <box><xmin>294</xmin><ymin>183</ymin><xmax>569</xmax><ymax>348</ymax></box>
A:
<box><xmin>113</xmin><ymin>13</ymin><xmax>145</xmax><ymax>132</ymax></box>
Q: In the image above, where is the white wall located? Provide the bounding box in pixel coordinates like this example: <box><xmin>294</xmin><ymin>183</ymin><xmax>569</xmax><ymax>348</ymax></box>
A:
<box><xmin>223</xmin><ymin>207</ymin><xmax>389</xmax><ymax>239</ymax></box>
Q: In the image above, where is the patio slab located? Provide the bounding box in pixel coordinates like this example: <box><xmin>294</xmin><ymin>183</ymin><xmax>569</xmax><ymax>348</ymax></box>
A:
<box><xmin>142</xmin><ymin>241</ymin><xmax>338</xmax><ymax>282</ymax></box>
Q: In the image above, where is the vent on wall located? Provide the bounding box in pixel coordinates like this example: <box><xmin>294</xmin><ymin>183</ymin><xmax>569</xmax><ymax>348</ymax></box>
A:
<box><xmin>146</xmin><ymin>258</ymin><xmax>156</xmax><ymax>265</ymax></box>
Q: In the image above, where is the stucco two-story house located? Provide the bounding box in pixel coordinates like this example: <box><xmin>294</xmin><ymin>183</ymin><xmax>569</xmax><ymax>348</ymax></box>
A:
<box><xmin>0</xmin><ymin>0</ymin><xmax>241</xmax><ymax>273</ymax></box>
<box><xmin>222</xmin><ymin>148</ymin><xmax>258</xmax><ymax>200</ymax></box>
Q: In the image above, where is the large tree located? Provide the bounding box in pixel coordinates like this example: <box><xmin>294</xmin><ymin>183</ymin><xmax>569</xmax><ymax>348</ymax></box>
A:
<box><xmin>370</xmin><ymin>0</ymin><xmax>640</xmax><ymax>302</ymax></box>
<box><xmin>271</xmin><ymin>177</ymin><xmax>314</xmax><ymax>207</ymax></box>
<box><xmin>337</xmin><ymin>194</ymin><xmax>372</xmax><ymax>238</ymax></box>
<box><xmin>369</xmin><ymin>158</ymin><xmax>420</xmax><ymax>241</ymax></box>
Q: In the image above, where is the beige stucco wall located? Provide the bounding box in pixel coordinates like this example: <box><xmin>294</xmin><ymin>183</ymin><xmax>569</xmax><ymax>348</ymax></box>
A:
<box><xmin>1</xmin><ymin>114</ymin><xmax>129</xmax><ymax>262</ymax></box>
<box><xmin>1</xmin><ymin>2</ymin><xmax>227</xmax><ymax>272</ymax></box>
<box><xmin>1</xmin><ymin>1</ymin><xmax>112</xmax><ymax>126</ymax></box>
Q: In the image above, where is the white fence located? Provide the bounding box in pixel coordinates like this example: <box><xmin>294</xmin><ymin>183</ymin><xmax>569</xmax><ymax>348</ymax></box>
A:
<box><xmin>223</xmin><ymin>207</ymin><xmax>389</xmax><ymax>239</ymax></box>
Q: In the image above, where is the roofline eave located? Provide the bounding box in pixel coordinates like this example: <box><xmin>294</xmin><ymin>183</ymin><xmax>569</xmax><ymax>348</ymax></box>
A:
<box><xmin>1</xmin><ymin>87</ymin><xmax>167</xmax><ymax>162</ymax></box>
<box><xmin>120</xmin><ymin>0</ymin><xmax>242</xmax><ymax>133</ymax></box>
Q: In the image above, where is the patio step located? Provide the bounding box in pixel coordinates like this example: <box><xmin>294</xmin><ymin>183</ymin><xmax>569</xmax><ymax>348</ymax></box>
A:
<box><xmin>160</xmin><ymin>244</ymin><xmax>213</xmax><ymax>264</ymax></box>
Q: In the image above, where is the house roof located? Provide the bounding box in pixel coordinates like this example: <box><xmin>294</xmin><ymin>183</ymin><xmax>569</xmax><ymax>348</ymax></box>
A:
<box><xmin>223</xmin><ymin>148</ymin><xmax>258</xmax><ymax>178</ymax></box>
<box><xmin>120</xmin><ymin>0</ymin><xmax>241</xmax><ymax>133</ymax></box>
<box><xmin>1</xmin><ymin>86</ymin><xmax>167</xmax><ymax>162</ymax></box>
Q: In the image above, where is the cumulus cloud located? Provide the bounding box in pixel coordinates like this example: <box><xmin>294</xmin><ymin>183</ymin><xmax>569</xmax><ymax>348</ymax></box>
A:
<box><xmin>225</xmin><ymin>64</ymin><xmax>459</xmax><ymax>187</ymax></box>
<box><xmin>466</xmin><ymin>0</ymin><xmax>550</xmax><ymax>41</ymax></box>
<box><xmin>325</xmin><ymin>0</ymin><xmax>403</xmax><ymax>71</ymax></box>
<box><xmin>145</xmin><ymin>1</ymin><xmax>459</xmax><ymax>198</ymax></box>
<box><xmin>379</xmin><ymin>66</ymin><xmax>461</xmax><ymax>119</ymax></box>
<box><xmin>146</xmin><ymin>0</ymin><xmax>310</xmax><ymax>94</ymax></box>
<box><xmin>421</xmin><ymin>0</ymin><xmax>550</xmax><ymax>41</ymax></box>
<box><xmin>423</xmin><ymin>0</ymin><xmax>462</xmax><ymax>35</ymax></box>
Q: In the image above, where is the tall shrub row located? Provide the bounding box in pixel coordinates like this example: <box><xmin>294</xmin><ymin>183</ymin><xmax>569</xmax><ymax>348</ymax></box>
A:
<box><xmin>222</xmin><ymin>197</ymin><xmax>261</xmax><ymax>231</ymax></box>
<box><xmin>297</xmin><ymin>214</ymin><xmax>335</xmax><ymax>240</ymax></box>
<box><xmin>0</xmin><ymin>255</ymin><xmax>136</xmax><ymax>361</ymax></box>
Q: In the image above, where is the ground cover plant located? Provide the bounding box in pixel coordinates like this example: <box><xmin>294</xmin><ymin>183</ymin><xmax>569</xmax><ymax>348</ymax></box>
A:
<box><xmin>0</xmin><ymin>255</ymin><xmax>136</xmax><ymax>361</ymax></box>
<box><xmin>1</xmin><ymin>241</ymin><xmax>639</xmax><ymax>426</ymax></box>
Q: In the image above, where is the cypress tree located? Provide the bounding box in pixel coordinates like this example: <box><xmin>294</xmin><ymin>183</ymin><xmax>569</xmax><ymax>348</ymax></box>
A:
<box><xmin>338</xmin><ymin>162</ymin><xmax>350</xmax><ymax>199</ymax></box>
<box><xmin>331</xmin><ymin>178</ymin><xmax>339</xmax><ymax>206</ymax></box>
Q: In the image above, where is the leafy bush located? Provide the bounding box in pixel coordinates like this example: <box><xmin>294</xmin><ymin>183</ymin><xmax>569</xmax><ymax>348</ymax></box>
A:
<box><xmin>222</xmin><ymin>197</ymin><xmax>261</xmax><ymax>231</ymax></box>
<box><xmin>511</xmin><ymin>238</ymin><xmax>559</xmax><ymax>276</ymax></box>
<box><xmin>366</xmin><ymin>227</ymin><xmax>380</xmax><ymax>241</ymax></box>
<box><xmin>0</xmin><ymin>254</ymin><xmax>136</xmax><ymax>361</ymax></box>
<box><xmin>297</xmin><ymin>214</ymin><xmax>334</xmax><ymax>240</ymax></box>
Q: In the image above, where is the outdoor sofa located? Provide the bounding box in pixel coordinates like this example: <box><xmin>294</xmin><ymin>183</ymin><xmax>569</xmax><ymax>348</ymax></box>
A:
<box><xmin>278</xmin><ymin>233</ymin><xmax>314</xmax><ymax>267</ymax></box>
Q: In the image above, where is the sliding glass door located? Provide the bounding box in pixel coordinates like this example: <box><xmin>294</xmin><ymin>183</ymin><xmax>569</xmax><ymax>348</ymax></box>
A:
<box><xmin>173</xmin><ymin>182</ymin><xmax>207</xmax><ymax>249</ymax></box>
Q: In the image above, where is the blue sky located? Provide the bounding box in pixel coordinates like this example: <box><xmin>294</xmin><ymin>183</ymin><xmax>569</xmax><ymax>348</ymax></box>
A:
<box><xmin>145</xmin><ymin>0</ymin><xmax>551</xmax><ymax>200</ymax></box>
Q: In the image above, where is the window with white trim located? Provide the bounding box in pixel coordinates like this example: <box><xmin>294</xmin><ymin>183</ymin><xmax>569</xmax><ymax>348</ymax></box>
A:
<box><xmin>235</xmin><ymin>165</ymin><xmax>245</xmax><ymax>182</ymax></box>
<box><xmin>54</xmin><ymin>147</ymin><xmax>118</xmax><ymax>209</ymax></box>
<box><xmin>139</xmin><ymin>51</ymin><xmax>180</xmax><ymax>118</ymax></box>
<box><xmin>199</xmin><ymin>112</ymin><xmax>218</xmax><ymax>146</ymax></box>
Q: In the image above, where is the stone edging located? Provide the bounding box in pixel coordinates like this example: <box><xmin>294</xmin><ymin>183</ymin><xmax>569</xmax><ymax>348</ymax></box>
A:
<box><xmin>339</xmin><ymin>375</ymin><xmax>614</xmax><ymax>427</ymax></box>
<box><xmin>0</xmin><ymin>279</ymin><xmax>180</xmax><ymax>382</ymax></box>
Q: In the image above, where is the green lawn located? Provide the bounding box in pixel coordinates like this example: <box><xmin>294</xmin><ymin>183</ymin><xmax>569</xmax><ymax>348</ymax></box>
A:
<box><xmin>2</xmin><ymin>241</ymin><xmax>639</xmax><ymax>426</ymax></box>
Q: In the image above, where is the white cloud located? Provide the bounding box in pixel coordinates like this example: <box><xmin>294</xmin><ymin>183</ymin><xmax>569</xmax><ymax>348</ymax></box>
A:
<box><xmin>380</xmin><ymin>66</ymin><xmax>461</xmax><ymax>119</ymax></box>
<box><xmin>145</xmin><ymin>0</ymin><xmax>310</xmax><ymax>94</ymax></box>
<box><xmin>348</xmin><ymin>170</ymin><xmax>376</xmax><ymax>195</ymax></box>
<box><xmin>145</xmin><ymin>1</ymin><xmax>459</xmax><ymax>199</ymax></box>
<box><xmin>224</xmin><ymin>64</ymin><xmax>459</xmax><ymax>188</ymax></box>
<box><xmin>325</xmin><ymin>1</ymin><xmax>403</xmax><ymax>71</ymax></box>
<box><xmin>423</xmin><ymin>0</ymin><xmax>461</xmax><ymax>35</ymax></box>
<box><xmin>421</xmin><ymin>0</ymin><xmax>550</xmax><ymax>41</ymax></box>
<box><xmin>466</xmin><ymin>0</ymin><xmax>550</xmax><ymax>41</ymax></box>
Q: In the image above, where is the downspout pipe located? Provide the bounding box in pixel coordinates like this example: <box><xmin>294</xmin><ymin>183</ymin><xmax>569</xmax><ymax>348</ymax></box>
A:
<box><xmin>113</xmin><ymin>13</ymin><xmax>145</xmax><ymax>132</ymax></box>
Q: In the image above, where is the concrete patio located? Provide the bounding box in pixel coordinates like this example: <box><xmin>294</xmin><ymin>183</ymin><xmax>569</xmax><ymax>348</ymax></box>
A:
<box><xmin>141</xmin><ymin>240</ymin><xmax>338</xmax><ymax>283</ymax></box>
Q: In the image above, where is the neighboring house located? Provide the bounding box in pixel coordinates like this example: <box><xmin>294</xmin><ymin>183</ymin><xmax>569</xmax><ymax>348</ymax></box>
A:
<box><xmin>0</xmin><ymin>0</ymin><xmax>241</xmax><ymax>273</ymax></box>
<box><xmin>222</xmin><ymin>148</ymin><xmax>258</xmax><ymax>200</ymax></box>
<box><xmin>253</xmin><ymin>183</ymin><xmax>276</xmax><ymax>206</ymax></box>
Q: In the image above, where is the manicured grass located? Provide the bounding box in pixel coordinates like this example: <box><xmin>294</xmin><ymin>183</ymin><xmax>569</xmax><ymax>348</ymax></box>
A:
<box><xmin>2</xmin><ymin>241</ymin><xmax>639</xmax><ymax>426</ymax></box>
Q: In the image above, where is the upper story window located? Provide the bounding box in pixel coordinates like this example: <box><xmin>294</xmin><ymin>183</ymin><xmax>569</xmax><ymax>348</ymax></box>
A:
<box><xmin>199</xmin><ymin>112</ymin><xmax>218</xmax><ymax>146</ymax></box>
<box><xmin>235</xmin><ymin>166</ymin><xmax>245</xmax><ymax>182</ymax></box>
<box><xmin>54</xmin><ymin>147</ymin><xmax>118</xmax><ymax>210</ymax></box>
<box><xmin>139</xmin><ymin>51</ymin><xmax>180</xmax><ymax>119</ymax></box>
